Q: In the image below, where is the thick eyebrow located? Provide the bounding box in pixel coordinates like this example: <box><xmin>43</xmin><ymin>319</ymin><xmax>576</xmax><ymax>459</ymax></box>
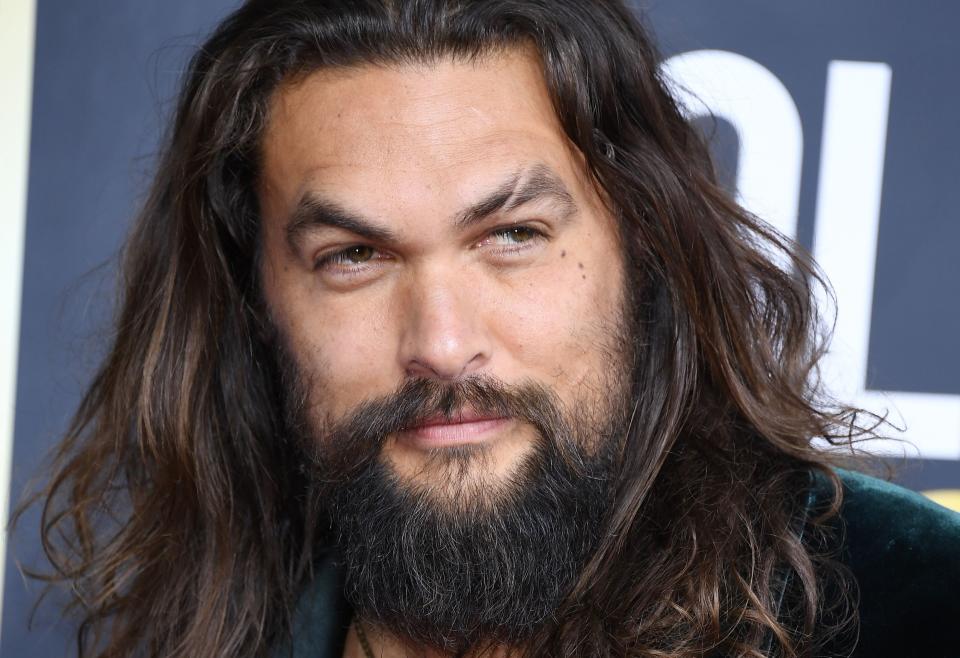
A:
<box><xmin>284</xmin><ymin>163</ymin><xmax>577</xmax><ymax>252</ymax></box>
<box><xmin>454</xmin><ymin>163</ymin><xmax>578</xmax><ymax>229</ymax></box>
<box><xmin>285</xmin><ymin>196</ymin><xmax>397</xmax><ymax>253</ymax></box>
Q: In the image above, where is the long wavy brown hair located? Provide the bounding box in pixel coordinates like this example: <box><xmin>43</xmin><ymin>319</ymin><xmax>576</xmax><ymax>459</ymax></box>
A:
<box><xmin>19</xmin><ymin>1</ymin><xmax>875</xmax><ymax>656</ymax></box>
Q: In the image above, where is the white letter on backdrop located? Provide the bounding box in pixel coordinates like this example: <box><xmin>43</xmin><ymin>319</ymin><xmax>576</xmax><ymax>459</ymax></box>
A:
<box><xmin>661</xmin><ymin>49</ymin><xmax>803</xmax><ymax>249</ymax></box>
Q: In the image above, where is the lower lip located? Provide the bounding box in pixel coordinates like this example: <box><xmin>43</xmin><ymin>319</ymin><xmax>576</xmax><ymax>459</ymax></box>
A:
<box><xmin>397</xmin><ymin>417</ymin><xmax>512</xmax><ymax>449</ymax></box>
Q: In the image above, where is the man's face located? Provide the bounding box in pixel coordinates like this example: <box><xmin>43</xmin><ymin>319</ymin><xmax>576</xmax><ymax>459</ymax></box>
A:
<box><xmin>258</xmin><ymin>49</ymin><xmax>627</xmax><ymax>503</ymax></box>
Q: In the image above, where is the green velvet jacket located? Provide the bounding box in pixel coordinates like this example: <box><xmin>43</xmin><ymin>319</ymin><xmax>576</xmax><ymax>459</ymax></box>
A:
<box><xmin>275</xmin><ymin>469</ymin><xmax>960</xmax><ymax>657</ymax></box>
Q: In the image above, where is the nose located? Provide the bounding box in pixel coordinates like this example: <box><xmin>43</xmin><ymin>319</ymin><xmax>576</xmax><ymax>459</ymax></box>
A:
<box><xmin>397</xmin><ymin>265</ymin><xmax>490</xmax><ymax>380</ymax></box>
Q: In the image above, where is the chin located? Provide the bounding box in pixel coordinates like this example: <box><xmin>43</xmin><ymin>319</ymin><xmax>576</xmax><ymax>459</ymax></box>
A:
<box><xmin>328</xmin><ymin>432</ymin><xmax>614</xmax><ymax>652</ymax></box>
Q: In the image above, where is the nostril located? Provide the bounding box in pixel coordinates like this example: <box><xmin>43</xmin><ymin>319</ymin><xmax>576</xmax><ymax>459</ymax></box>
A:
<box><xmin>404</xmin><ymin>357</ymin><xmax>468</xmax><ymax>381</ymax></box>
<box><xmin>398</xmin><ymin>285</ymin><xmax>490</xmax><ymax>380</ymax></box>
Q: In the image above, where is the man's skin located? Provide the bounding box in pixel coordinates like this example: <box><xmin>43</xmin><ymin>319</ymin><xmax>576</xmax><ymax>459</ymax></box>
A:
<box><xmin>258</xmin><ymin>48</ymin><xmax>629</xmax><ymax>656</ymax></box>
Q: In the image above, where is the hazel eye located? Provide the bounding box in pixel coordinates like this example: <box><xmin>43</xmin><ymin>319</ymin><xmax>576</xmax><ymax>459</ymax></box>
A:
<box><xmin>481</xmin><ymin>226</ymin><xmax>550</xmax><ymax>250</ymax></box>
<box><xmin>337</xmin><ymin>245</ymin><xmax>377</xmax><ymax>264</ymax></box>
<box><xmin>316</xmin><ymin>245</ymin><xmax>380</xmax><ymax>269</ymax></box>
<box><xmin>490</xmin><ymin>226</ymin><xmax>540</xmax><ymax>244</ymax></box>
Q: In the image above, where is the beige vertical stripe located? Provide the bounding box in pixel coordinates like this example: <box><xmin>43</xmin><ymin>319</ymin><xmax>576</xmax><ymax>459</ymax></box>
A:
<box><xmin>0</xmin><ymin>0</ymin><xmax>38</xmax><ymax>638</ymax></box>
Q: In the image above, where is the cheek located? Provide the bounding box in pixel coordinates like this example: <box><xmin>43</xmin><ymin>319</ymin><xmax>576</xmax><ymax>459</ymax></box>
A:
<box><xmin>275</xmin><ymin>291</ymin><xmax>399</xmax><ymax>422</ymax></box>
<box><xmin>261</xmin><ymin>235</ymin><xmax>405</xmax><ymax>424</ymax></box>
<box><xmin>491</xmin><ymin>248</ymin><xmax>625</xmax><ymax>390</ymax></box>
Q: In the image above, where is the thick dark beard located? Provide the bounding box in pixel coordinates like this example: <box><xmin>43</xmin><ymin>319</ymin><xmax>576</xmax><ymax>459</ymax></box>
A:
<box><xmin>286</xmin><ymin>374</ymin><xmax>634</xmax><ymax>655</ymax></box>
<box><xmin>273</xmin><ymin>305</ymin><xmax>638</xmax><ymax>653</ymax></box>
<box><xmin>338</xmin><ymin>445</ymin><xmax>613</xmax><ymax>654</ymax></box>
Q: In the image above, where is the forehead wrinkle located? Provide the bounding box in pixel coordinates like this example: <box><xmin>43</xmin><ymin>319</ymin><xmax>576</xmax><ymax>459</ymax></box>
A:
<box><xmin>264</xmin><ymin>48</ymin><xmax>561</xmax><ymax>151</ymax></box>
<box><xmin>289</xmin><ymin>126</ymin><xmax>563</xmax><ymax>187</ymax></box>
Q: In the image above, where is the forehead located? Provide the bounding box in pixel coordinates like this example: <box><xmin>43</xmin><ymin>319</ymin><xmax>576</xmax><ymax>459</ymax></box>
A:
<box><xmin>258</xmin><ymin>49</ymin><xmax>587</xmax><ymax>222</ymax></box>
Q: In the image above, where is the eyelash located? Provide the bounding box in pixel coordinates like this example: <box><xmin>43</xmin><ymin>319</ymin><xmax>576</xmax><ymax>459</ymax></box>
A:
<box><xmin>313</xmin><ymin>224</ymin><xmax>547</xmax><ymax>274</ymax></box>
<box><xmin>482</xmin><ymin>225</ymin><xmax>546</xmax><ymax>250</ymax></box>
<box><xmin>313</xmin><ymin>245</ymin><xmax>384</xmax><ymax>271</ymax></box>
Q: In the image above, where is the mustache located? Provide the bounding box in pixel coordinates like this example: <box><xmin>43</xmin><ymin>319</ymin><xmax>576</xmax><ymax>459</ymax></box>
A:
<box><xmin>302</xmin><ymin>375</ymin><xmax>575</xmax><ymax>484</ymax></box>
